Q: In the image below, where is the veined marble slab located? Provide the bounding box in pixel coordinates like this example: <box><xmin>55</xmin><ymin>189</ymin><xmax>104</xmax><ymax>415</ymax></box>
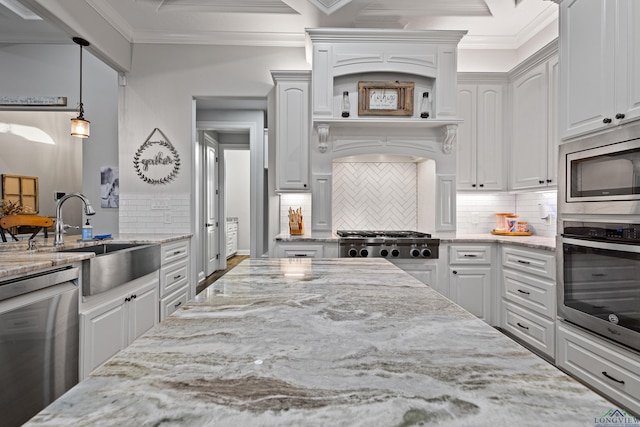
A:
<box><xmin>27</xmin><ymin>259</ymin><xmax>614</xmax><ymax>426</ymax></box>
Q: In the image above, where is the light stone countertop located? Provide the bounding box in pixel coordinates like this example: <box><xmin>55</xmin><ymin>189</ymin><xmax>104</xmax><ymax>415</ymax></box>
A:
<box><xmin>26</xmin><ymin>258</ymin><xmax>612</xmax><ymax>426</ymax></box>
<box><xmin>0</xmin><ymin>233</ymin><xmax>192</xmax><ymax>278</ymax></box>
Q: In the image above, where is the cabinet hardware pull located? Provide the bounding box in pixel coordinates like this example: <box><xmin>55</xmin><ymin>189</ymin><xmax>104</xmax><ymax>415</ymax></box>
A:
<box><xmin>592</xmin><ymin>305</ymin><xmax>605</xmax><ymax>309</ymax></box>
<box><xmin>603</xmin><ymin>118</ymin><xmax>612</xmax><ymax>124</ymax></box>
<box><xmin>602</xmin><ymin>371</ymin><xmax>625</xmax><ymax>385</ymax></box>
<box><xmin>173</xmin><ymin>250</ymin><xmax>181</xmax><ymax>255</ymax></box>
<box><xmin>516</xmin><ymin>260</ymin><xmax>531</xmax><ymax>265</ymax></box>
<box><xmin>517</xmin><ymin>289</ymin><xmax>530</xmax><ymax>295</ymax></box>
<box><xmin>479</xmin><ymin>184</ymin><xmax>484</xmax><ymax>188</ymax></box>
<box><xmin>539</xmin><ymin>180</ymin><xmax>545</xmax><ymax>184</ymax></box>
<box><xmin>173</xmin><ymin>274</ymin><xmax>182</xmax><ymax>280</ymax></box>
<box><xmin>174</xmin><ymin>301</ymin><xmax>182</xmax><ymax>308</ymax></box>
<box><xmin>132</xmin><ymin>294</ymin><xmax>137</xmax><ymax>299</ymax></box>
<box><xmin>472</xmin><ymin>184</ymin><xmax>476</xmax><ymax>188</ymax></box>
<box><xmin>517</xmin><ymin>322</ymin><xmax>529</xmax><ymax>330</ymax></box>
<box><xmin>452</xmin><ymin>270</ymin><xmax>458</xmax><ymax>275</ymax></box>
<box><xmin>463</xmin><ymin>254</ymin><xmax>478</xmax><ymax>258</ymax></box>
<box><xmin>125</xmin><ymin>297</ymin><xmax>131</xmax><ymax>302</ymax></box>
<box><xmin>294</xmin><ymin>254</ymin><xmax>308</xmax><ymax>257</ymax></box>
<box><xmin>615</xmin><ymin>113</ymin><xmax>626</xmax><ymax>120</ymax></box>
<box><xmin>546</xmin><ymin>179</ymin><xmax>552</xmax><ymax>183</ymax></box>
<box><xmin>592</xmin><ymin>273</ymin><xmax>607</xmax><ymax>277</ymax></box>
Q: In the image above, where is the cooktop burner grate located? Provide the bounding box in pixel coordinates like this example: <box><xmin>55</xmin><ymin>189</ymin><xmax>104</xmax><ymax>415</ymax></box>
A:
<box><xmin>336</xmin><ymin>230</ymin><xmax>431</xmax><ymax>238</ymax></box>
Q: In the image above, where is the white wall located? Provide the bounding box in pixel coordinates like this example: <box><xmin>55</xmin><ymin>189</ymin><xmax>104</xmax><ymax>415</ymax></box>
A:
<box><xmin>118</xmin><ymin>44</ymin><xmax>307</xmax><ymax>242</ymax></box>
<box><xmin>224</xmin><ymin>150</ymin><xmax>250</xmax><ymax>253</ymax></box>
<box><xmin>0</xmin><ymin>44</ymin><xmax>120</xmax><ymax>235</ymax></box>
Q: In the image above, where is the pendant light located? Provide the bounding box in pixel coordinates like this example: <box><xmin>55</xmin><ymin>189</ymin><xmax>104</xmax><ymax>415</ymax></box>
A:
<box><xmin>70</xmin><ymin>37</ymin><xmax>90</xmax><ymax>138</ymax></box>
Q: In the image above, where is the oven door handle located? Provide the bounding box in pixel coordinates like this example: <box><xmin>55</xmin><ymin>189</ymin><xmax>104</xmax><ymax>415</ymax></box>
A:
<box><xmin>562</xmin><ymin>237</ymin><xmax>640</xmax><ymax>254</ymax></box>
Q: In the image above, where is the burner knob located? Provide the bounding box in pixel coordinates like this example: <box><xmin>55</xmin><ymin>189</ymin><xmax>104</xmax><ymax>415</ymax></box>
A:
<box><xmin>391</xmin><ymin>248</ymin><xmax>400</xmax><ymax>257</ymax></box>
<box><xmin>421</xmin><ymin>248</ymin><xmax>432</xmax><ymax>258</ymax></box>
<box><xmin>380</xmin><ymin>248</ymin><xmax>389</xmax><ymax>257</ymax></box>
<box><xmin>348</xmin><ymin>248</ymin><xmax>358</xmax><ymax>257</ymax></box>
<box><xmin>360</xmin><ymin>248</ymin><xmax>369</xmax><ymax>257</ymax></box>
<box><xmin>410</xmin><ymin>248</ymin><xmax>420</xmax><ymax>258</ymax></box>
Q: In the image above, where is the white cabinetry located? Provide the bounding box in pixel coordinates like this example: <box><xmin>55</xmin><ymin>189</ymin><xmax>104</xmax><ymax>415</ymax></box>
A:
<box><xmin>80</xmin><ymin>272</ymin><xmax>158</xmax><ymax>378</ymax></box>
<box><xmin>447</xmin><ymin>244</ymin><xmax>493</xmax><ymax>325</ymax></box>
<box><xmin>159</xmin><ymin>238</ymin><xmax>190</xmax><ymax>321</ymax></box>
<box><xmin>272</xmin><ymin>71</ymin><xmax>310</xmax><ymax>191</ymax></box>
<box><xmin>274</xmin><ymin>242</ymin><xmax>338</xmax><ymax>258</ymax></box>
<box><xmin>456</xmin><ymin>80</ymin><xmax>505</xmax><ymax>191</ymax></box>
<box><xmin>226</xmin><ymin>220</ymin><xmax>238</xmax><ymax>259</ymax></box>
<box><xmin>557</xmin><ymin>321</ymin><xmax>640</xmax><ymax>414</ymax></box>
<box><xmin>389</xmin><ymin>259</ymin><xmax>439</xmax><ymax>290</ymax></box>
<box><xmin>500</xmin><ymin>246</ymin><xmax>556</xmax><ymax>360</ymax></box>
<box><xmin>559</xmin><ymin>0</ymin><xmax>640</xmax><ymax>140</ymax></box>
<box><xmin>509</xmin><ymin>46</ymin><xmax>558</xmax><ymax>190</ymax></box>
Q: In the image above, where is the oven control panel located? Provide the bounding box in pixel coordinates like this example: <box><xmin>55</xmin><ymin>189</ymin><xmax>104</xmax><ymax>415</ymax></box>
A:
<box><xmin>563</xmin><ymin>221</ymin><xmax>640</xmax><ymax>242</ymax></box>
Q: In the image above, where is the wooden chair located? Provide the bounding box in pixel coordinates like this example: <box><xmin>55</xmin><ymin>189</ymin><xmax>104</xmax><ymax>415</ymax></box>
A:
<box><xmin>0</xmin><ymin>215</ymin><xmax>53</xmax><ymax>242</ymax></box>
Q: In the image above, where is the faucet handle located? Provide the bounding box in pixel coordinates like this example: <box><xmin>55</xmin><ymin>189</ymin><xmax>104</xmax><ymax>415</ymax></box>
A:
<box><xmin>62</xmin><ymin>223</ymin><xmax>79</xmax><ymax>232</ymax></box>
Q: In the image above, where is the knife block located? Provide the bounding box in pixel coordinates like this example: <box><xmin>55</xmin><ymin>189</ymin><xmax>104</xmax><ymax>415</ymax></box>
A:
<box><xmin>289</xmin><ymin>218</ymin><xmax>305</xmax><ymax>235</ymax></box>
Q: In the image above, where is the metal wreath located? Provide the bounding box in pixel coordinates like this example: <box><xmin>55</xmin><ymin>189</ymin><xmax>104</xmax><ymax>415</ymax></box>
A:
<box><xmin>133</xmin><ymin>128</ymin><xmax>181</xmax><ymax>185</ymax></box>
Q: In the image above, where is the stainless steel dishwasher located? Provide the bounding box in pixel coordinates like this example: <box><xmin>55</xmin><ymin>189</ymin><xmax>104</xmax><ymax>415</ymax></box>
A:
<box><xmin>0</xmin><ymin>266</ymin><xmax>80</xmax><ymax>427</ymax></box>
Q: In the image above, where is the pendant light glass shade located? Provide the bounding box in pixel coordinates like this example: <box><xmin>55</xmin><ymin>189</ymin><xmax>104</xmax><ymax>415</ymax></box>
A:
<box><xmin>71</xmin><ymin>37</ymin><xmax>90</xmax><ymax>138</ymax></box>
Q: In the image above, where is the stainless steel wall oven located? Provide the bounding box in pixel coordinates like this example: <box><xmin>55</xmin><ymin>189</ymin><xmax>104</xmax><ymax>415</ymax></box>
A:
<box><xmin>558</xmin><ymin>221</ymin><xmax>640</xmax><ymax>352</ymax></box>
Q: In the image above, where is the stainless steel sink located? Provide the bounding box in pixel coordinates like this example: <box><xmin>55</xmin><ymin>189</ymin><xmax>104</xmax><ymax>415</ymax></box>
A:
<box><xmin>63</xmin><ymin>243</ymin><xmax>161</xmax><ymax>296</ymax></box>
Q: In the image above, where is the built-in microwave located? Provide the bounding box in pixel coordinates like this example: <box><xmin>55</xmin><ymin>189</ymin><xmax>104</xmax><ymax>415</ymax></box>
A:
<box><xmin>559</xmin><ymin>121</ymin><xmax>640</xmax><ymax>215</ymax></box>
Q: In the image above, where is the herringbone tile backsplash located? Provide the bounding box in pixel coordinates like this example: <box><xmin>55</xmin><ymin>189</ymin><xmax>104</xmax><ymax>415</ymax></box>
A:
<box><xmin>332</xmin><ymin>162</ymin><xmax>417</xmax><ymax>230</ymax></box>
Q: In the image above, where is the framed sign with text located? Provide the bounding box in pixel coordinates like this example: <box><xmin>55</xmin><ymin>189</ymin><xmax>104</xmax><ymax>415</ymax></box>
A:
<box><xmin>358</xmin><ymin>81</ymin><xmax>415</xmax><ymax>116</ymax></box>
<box><xmin>133</xmin><ymin>128</ymin><xmax>181</xmax><ymax>185</ymax></box>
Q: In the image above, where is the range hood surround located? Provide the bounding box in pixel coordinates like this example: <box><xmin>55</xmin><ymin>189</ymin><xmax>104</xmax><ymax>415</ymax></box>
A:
<box><xmin>306</xmin><ymin>29</ymin><xmax>463</xmax><ymax>237</ymax></box>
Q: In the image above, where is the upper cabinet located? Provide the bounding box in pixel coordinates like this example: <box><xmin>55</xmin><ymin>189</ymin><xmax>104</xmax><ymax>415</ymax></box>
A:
<box><xmin>272</xmin><ymin>71</ymin><xmax>311</xmax><ymax>192</ymax></box>
<box><xmin>456</xmin><ymin>78</ymin><xmax>506</xmax><ymax>191</ymax></box>
<box><xmin>559</xmin><ymin>0</ymin><xmax>640</xmax><ymax>140</ymax></box>
<box><xmin>509</xmin><ymin>46</ymin><xmax>558</xmax><ymax>190</ymax></box>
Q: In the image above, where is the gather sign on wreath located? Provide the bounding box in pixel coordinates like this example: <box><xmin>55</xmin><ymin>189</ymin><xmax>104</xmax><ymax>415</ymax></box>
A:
<box><xmin>133</xmin><ymin>128</ymin><xmax>181</xmax><ymax>185</ymax></box>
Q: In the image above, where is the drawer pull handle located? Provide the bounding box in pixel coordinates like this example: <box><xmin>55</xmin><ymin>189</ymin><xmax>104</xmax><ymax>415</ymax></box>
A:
<box><xmin>602</xmin><ymin>371</ymin><xmax>625</xmax><ymax>385</ymax></box>
<box><xmin>294</xmin><ymin>254</ymin><xmax>308</xmax><ymax>257</ymax></box>
<box><xmin>173</xmin><ymin>274</ymin><xmax>182</xmax><ymax>280</ymax></box>
<box><xmin>174</xmin><ymin>301</ymin><xmax>182</xmax><ymax>308</ymax></box>
<box><xmin>517</xmin><ymin>289</ymin><xmax>530</xmax><ymax>295</ymax></box>
<box><xmin>463</xmin><ymin>254</ymin><xmax>478</xmax><ymax>258</ymax></box>
<box><xmin>592</xmin><ymin>273</ymin><xmax>607</xmax><ymax>277</ymax></box>
<box><xmin>173</xmin><ymin>250</ymin><xmax>182</xmax><ymax>255</ymax></box>
<box><xmin>516</xmin><ymin>322</ymin><xmax>529</xmax><ymax>330</ymax></box>
<box><xmin>516</xmin><ymin>260</ymin><xmax>531</xmax><ymax>265</ymax></box>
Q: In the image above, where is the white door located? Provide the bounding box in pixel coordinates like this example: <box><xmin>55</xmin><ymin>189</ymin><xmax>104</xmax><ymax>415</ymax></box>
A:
<box><xmin>205</xmin><ymin>142</ymin><xmax>219</xmax><ymax>276</ymax></box>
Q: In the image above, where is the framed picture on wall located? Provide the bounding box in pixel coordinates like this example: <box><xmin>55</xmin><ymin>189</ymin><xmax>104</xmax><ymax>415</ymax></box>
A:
<box><xmin>1</xmin><ymin>174</ymin><xmax>38</xmax><ymax>213</ymax></box>
<box><xmin>100</xmin><ymin>167</ymin><xmax>119</xmax><ymax>208</ymax></box>
<box><xmin>358</xmin><ymin>81</ymin><xmax>415</xmax><ymax>116</ymax></box>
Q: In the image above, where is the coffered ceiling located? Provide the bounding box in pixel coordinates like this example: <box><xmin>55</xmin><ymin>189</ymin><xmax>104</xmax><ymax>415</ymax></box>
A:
<box><xmin>0</xmin><ymin>0</ymin><xmax>557</xmax><ymax>50</ymax></box>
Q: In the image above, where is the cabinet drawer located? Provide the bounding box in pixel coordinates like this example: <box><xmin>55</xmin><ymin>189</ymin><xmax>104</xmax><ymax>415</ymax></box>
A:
<box><xmin>160</xmin><ymin>259</ymin><xmax>189</xmax><ymax>297</ymax></box>
<box><xmin>160</xmin><ymin>285</ymin><xmax>188</xmax><ymax>321</ymax></box>
<box><xmin>557</xmin><ymin>321</ymin><xmax>640</xmax><ymax>415</ymax></box>
<box><xmin>502</xmin><ymin>246</ymin><xmax>555</xmax><ymax>280</ymax></box>
<box><xmin>502</xmin><ymin>269</ymin><xmax>556</xmax><ymax>319</ymax></box>
<box><xmin>502</xmin><ymin>301</ymin><xmax>554</xmax><ymax>359</ymax></box>
<box><xmin>448</xmin><ymin>245</ymin><xmax>492</xmax><ymax>264</ymax></box>
<box><xmin>161</xmin><ymin>240</ymin><xmax>189</xmax><ymax>265</ymax></box>
<box><xmin>276</xmin><ymin>244</ymin><xmax>323</xmax><ymax>258</ymax></box>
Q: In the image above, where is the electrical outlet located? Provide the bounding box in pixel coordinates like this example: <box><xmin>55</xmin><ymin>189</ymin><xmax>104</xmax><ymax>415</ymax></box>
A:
<box><xmin>163</xmin><ymin>212</ymin><xmax>171</xmax><ymax>224</ymax></box>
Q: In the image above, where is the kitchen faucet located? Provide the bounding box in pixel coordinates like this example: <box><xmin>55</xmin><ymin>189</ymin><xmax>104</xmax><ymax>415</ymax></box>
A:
<box><xmin>54</xmin><ymin>193</ymin><xmax>95</xmax><ymax>246</ymax></box>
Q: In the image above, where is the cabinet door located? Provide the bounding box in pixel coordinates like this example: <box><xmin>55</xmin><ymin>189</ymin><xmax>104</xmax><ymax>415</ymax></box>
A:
<box><xmin>128</xmin><ymin>284</ymin><xmax>158</xmax><ymax>344</ymax></box>
<box><xmin>456</xmin><ymin>85</ymin><xmax>477</xmax><ymax>190</ymax></box>
<box><xmin>547</xmin><ymin>55</ymin><xmax>559</xmax><ymax>186</ymax></box>
<box><xmin>81</xmin><ymin>299</ymin><xmax>127</xmax><ymax>378</ymax></box>
<box><xmin>559</xmin><ymin>0</ymin><xmax>615</xmax><ymax>139</ymax></box>
<box><xmin>450</xmin><ymin>266</ymin><xmax>492</xmax><ymax>323</ymax></box>
<box><xmin>276</xmin><ymin>79</ymin><xmax>310</xmax><ymax>191</ymax></box>
<box><xmin>476</xmin><ymin>85</ymin><xmax>504</xmax><ymax>190</ymax></box>
<box><xmin>511</xmin><ymin>62</ymin><xmax>548</xmax><ymax>190</ymax></box>
<box><xmin>617</xmin><ymin>0</ymin><xmax>640</xmax><ymax>124</ymax></box>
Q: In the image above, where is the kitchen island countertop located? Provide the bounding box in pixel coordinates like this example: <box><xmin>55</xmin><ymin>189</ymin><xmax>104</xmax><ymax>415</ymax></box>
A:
<box><xmin>26</xmin><ymin>258</ymin><xmax>613</xmax><ymax>426</ymax></box>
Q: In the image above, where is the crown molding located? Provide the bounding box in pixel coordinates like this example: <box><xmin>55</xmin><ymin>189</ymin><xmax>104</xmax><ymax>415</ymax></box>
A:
<box><xmin>133</xmin><ymin>30</ymin><xmax>306</xmax><ymax>47</ymax></box>
<box><xmin>306</xmin><ymin>28</ymin><xmax>467</xmax><ymax>45</ymax></box>
<box><xmin>87</xmin><ymin>0</ymin><xmax>133</xmax><ymax>42</ymax></box>
<box><xmin>306</xmin><ymin>0</ymin><xmax>352</xmax><ymax>15</ymax></box>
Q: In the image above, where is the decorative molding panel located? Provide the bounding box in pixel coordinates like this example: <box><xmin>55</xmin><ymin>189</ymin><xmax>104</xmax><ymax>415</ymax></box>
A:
<box><xmin>332</xmin><ymin>162</ymin><xmax>417</xmax><ymax>230</ymax></box>
<box><xmin>306</xmin><ymin>0</ymin><xmax>353</xmax><ymax>15</ymax></box>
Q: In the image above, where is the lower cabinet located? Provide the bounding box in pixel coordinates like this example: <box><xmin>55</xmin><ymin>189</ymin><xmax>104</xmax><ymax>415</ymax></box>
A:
<box><xmin>80</xmin><ymin>271</ymin><xmax>159</xmax><ymax>378</ymax></box>
<box><xmin>160</xmin><ymin>238</ymin><xmax>190</xmax><ymax>321</ymax></box>
<box><xmin>500</xmin><ymin>245</ymin><xmax>556</xmax><ymax>360</ymax></box>
<box><xmin>389</xmin><ymin>259</ymin><xmax>438</xmax><ymax>289</ymax></box>
<box><xmin>274</xmin><ymin>242</ymin><xmax>338</xmax><ymax>258</ymax></box>
<box><xmin>557</xmin><ymin>321</ymin><xmax>640</xmax><ymax>415</ymax></box>
<box><xmin>447</xmin><ymin>244</ymin><xmax>494</xmax><ymax>325</ymax></box>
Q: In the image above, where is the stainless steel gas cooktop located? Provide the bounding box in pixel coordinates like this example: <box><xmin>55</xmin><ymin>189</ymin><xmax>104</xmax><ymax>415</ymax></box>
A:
<box><xmin>336</xmin><ymin>230</ymin><xmax>439</xmax><ymax>259</ymax></box>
